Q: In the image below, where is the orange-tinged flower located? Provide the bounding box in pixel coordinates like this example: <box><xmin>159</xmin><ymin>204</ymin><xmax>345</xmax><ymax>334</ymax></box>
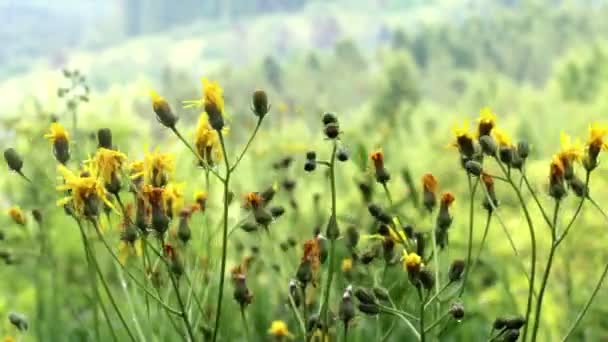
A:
<box><xmin>550</xmin><ymin>155</ymin><xmax>565</xmax><ymax>179</ymax></box>
<box><xmin>370</xmin><ymin>150</ymin><xmax>384</xmax><ymax>169</ymax></box>
<box><xmin>481</xmin><ymin>172</ymin><xmax>494</xmax><ymax>191</ymax></box>
<box><xmin>194</xmin><ymin>113</ymin><xmax>226</xmax><ymax>163</ymax></box>
<box><xmin>302</xmin><ymin>237</ymin><xmax>321</xmax><ymax>276</ymax></box>
<box><xmin>143</xmin><ymin>149</ymin><xmax>175</xmax><ymax>187</ymax></box>
<box><xmin>243</xmin><ymin>192</ymin><xmax>264</xmax><ymax>209</ymax></box>
<box><xmin>7</xmin><ymin>206</ymin><xmax>26</xmax><ymax>226</ymax></box>
<box><xmin>477</xmin><ymin>107</ymin><xmax>497</xmax><ymax>137</ymax></box>
<box><xmin>44</xmin><ymin>122</ymin><xmax>69</xmax><ymax>143</ymax></box>
<box><xmin>164</xmin><ymin>182</ymin><xmax>185</xmax><ymax>218</ymax></box>
<box><xmin>440</xmin><ymin>192</ymin><xmax>456</xmax><ymax>206</ymax></box>
<box><xmin>422</xmin><ymin>173</ymin><xmax>438</xmax><ymax>193</ymax></box>
<box><xmin>56</xmin><ymin>165</ymin><xmax>115</xmax><ymax>216</ymax></box>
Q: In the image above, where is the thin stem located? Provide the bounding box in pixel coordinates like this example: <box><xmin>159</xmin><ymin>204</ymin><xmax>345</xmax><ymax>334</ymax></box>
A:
<box><xmin>230</xmin><ymin>118</ymin><xmax>263</xmax><ymax>172</ymax></box>
<box><xmin>530</xmin><ymin>199</ymin><xmax>561</xmax><ymax>341</ymax></box>
<box><xmin>424</xmin><ymin>311</ymin><xmax>450</xmax><ymax>334</ymax></box>
<box><xmin>418</xmin><ymin>287</ymin><xmax>426</xmax><ymax>342</ymax></box>
<box><xmin>424</xmin><ymin>282</ymin><xmax>451</xmax><ymax>310</ymax></box>
<box><xmin>429</xmin><ymin>212</ymin><xmax>441</xmax><ymax>326</ymax></box>
<box><xmin>379</xmin><ymin>307</ymin><xmax>421</xmax><ymax>340</ymax></box>
<box><xmin>240</xmin><ymin>306</ymin><xmax>252</xmax><ymax>342</ymax></box>
<box><xmin>169</xmin><ymin>274</ymin><xmax>196</xmax><ymax>342</ymax></box>
<box><xmin>288</xmin><ymin>290</ymin><xmax>307</xmax><ymax>338</ymax></box>
<box><xmin>522</xmin><ymin>173</ymin><xmax>553</xmax><ymax>228</ymax></box>
<box><xmin>85</xmin><ymin>220</ymin><xmax>138</xmax><ymax>342</ymax></box>
<box><xmin>319</xmin><ymin>141</ymin><xmax>338</xmax><ymax>339</ymax></box>
<box><xmin>471</xmin><ymin>212</ymin><xmax>493</xmax><ymax>272</ymax></box>
<box><xmin>494</xmin><ymin>156</ymin><xmax>537</xmax><ymax>342</ymax></box>
<box><xmin>383</xmin><ymin>183</ymin><xmax>394</xmax><ymax>206</ymax></box>
<box><xmin>458</xmin><ymin>175</ymin><xmax>479</xmax><ymax>297</ymax></box>
<box><xmin>212</xmin><ymin>131</ymin><xmax>231</xmax><ymax>342</ymax></box>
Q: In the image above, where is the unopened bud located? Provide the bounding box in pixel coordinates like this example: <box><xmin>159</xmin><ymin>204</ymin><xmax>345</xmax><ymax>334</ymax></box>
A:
<box><xmin>252</xmin><ymin>90</ymin><xmax>270</xmax><ymax>118</ymax></box>
<box><xmin>479</xmin><ymin>135</ymin><xmax>497</xmax><ymax>156</ymax></box>
<box><xmin>3</xmin><ymin>148</ymin><xmax>23</xmax><ymax>173</ymax></box>
<box><xmin>448</xmin><ymin>259</ymin><xmax>466</xmax><ymax>282</ymax></box>
<box><xmin>449</xmin><ymin>302</ymin><xmax>465</xmax><ymax>320</ymax></box>
<box><xmin>8</xmin><ymin>312</ymin><xmax>28</xmax><ymax>331</ymax></box>
<box><xmin>464</xmin><ymin>160</ymin><xmax>483</xmax><ymax>176</ymax></box>
<box><xmin>97</xmin><ymin>128</ymin><xmax>113</xmax><ymax>149</ymax></box>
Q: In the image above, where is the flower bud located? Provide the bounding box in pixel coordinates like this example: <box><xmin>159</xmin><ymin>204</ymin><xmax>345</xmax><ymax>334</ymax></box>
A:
<box><xmin>503</xmin><ymin>329</ymin><xmax>521</xmax><ymax>342</ymax></box>
<box><xmin>3</xmin><ymin>148</ymin><xmax>23</xmax><ymax>173</ymax></box>
<box><xmin>345</xmin><ymin>226</ymin><xmax>359</xmax><ymax>250</ymax></box>
<box><xmin>296</xmin><ymin>260</ymin><xmax>313</xmax><ymax>286</ymax></box>
<box><xmin>324</xmin><ymin>122</ymin><xmax>340</xmax><ymax>139</ymax></box>
<box><xmin>97</xmin><ymin>128</ymin><xmax>113</xmax><ymax>149</ymax></box>
<box><xmin>326</xmin><ymin>215</ymin><xmax>340</xmax><ymax>240</ymax></box>
<box><xmin>240</xmin><ymin>222</ymin><xmax>259</xmax><ymax>233</ymax></box>
<box><xmin>360</xmin><ymin>249</ymin><xmax>377</xmax><ymax>264</ymax></box>
<box><xmin>493</xmin><ymin>317</ymin><xmax>507</xmax><ymax>330</ymax></box>
<box><xmin>448</xmin><ymin>259</ymin><xmax>466</xmax><ymax>282</ymax></box>
<box><xmin>32</xmin><ymin>209</ymin><xmax>43</xmax><ymax>224</ymax></box>
<box><xmin>270</xmin><ymin>206</ymin><xmax>285</xmax><ymax>218</ymax></box>
<box><xmin>254</xmin><ymin>207</ymin><xmax>273</xmax><ymax>227</ymax></box>
<box><xmin>372</xmin><ymin>287</ymin><xmax>390</xmax><ymax>302</ymax></box>
<box><xmin>289</xmin><ymin>280</ymin><xmax>302</xmax><ymax>307</ymax></box>
<box><xmin>204</xmin><ymin>101</ymin><xmax>224</xmax><ymax>131</ymax></box>
<box><xmin>151</xmin><ymin>203</ymin><xmax>169</xmax><ymax>235</ymax></box>
<box><xmin>499</xmin><ymin>146</ymin><xmax>513</xmax><ymax>165</ymax></box>
<box><xmin>464</xmin><ymin>160</ymin><xmax>483</xmax><ymax>176</ymax></box>
<box><xmin>479</xmin><ymin>135</ymin><xmax>497</xmax><ymax>156</ymax></box>
<box><xmin>419</xmin><ymin>268</ymin><xmax>435</xmax><ymax>290</ymax></box>
<box><xmin>233</xmin><ymin>274</ymin><xmax>253</xmax><ymax>308</ymax></box>
<box><xmin>53</xmin><ymin>137</ymin><xmax>70</xmax><ymax>164</ymax></box>
<box><xmin>152</xmin><ymin>94</ymin><xmax>178</xmax><ymax>128</ymax></box>
<box><xmin>8</xmin><ymin>312</ymin><xmax>28</xmax><ymax>331</ymax></box>
<box><xmin>504</xmin><ymin>316</ymin><xmax>526</xmax><ymax>329</ymax></box>
<box><xmin>337</xmin><ymin>147</ymin><xmax>349</xmax><ymax>162</ymax></box>
<box><xmin>339</xmin><ymin>287</ymin><xmax>355</xmax><ymax>325</ymax></box>
<box><xmin>177</xmin><ymin>216</ymin><xmax>191</xmax><ymax>244</ymax></box>
<box><xmin>322</xmin><ymin>112</ymin><xmax>338</xmax><ymax>125</ymax></box>
<box><xmin>568</xmin><ymin>176</ymin><xmax>588</xmax><ymax>198</ymax></box>
<box><xmin>354</xmin><ymin>287</ymin><xmax>376</xmax><ymax>305</ymax></box>
<box><xmin>357</xmin><ymin>303</ymin><xmax>380</xmax><ymax>315</ymax></box>
<box><xmin>252</xmin><ymin>89</ymin><xmax>270</xmax><ymax>118</ymax></box>
<box><xmin>449</xmin><ymin>302</ymin><xmax>465</xmax><ymax>320</ymax></box>
<box><xmin>304</xmin><ymin>160</ymin><xmax>316</xmax><ymax>172</ymax></box>
<box><xmin>517</xmin><ymin>141</ymin><xmax>530</xmax><ymax>159</ymax></box>
<box><xmin>415</xmin><ymin>232</ymin><xmax>426</xmax><ymax>257</ymax></box>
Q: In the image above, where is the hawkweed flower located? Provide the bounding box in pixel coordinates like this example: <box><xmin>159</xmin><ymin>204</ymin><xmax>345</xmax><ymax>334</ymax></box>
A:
<box><xmin>244</xmin><ymin>192</ymin><xmax>272</xmax><ymax>227</ymax></box>
<box><xmin>419</xmin><ymin>267</ymin><xmax>435</xmax><ymax>290</ymax></box>
<box><xmin>436</xmin><ymin>192</ymin><xmax>455</xmax><ymax>248</ymax></box>
<box><xmin>7</xmin><ymin>206</ymin><xmax>26</xmax><ymax>226</ymax></box>
<box><xmin>422</xmin><ymin>173</ymin><xmax>438</xmax><ymax>212</ymax></box>
<box><xmin>184</xmin><ymin>78</ymin><xmax>225</xmax><ymax>130</ymax></box>
<box><xmin>402</xmin><ymin>251</ymin><xmax>422</xmax><ymax>276</ymax></box>
<box><xmin>448</xmin><ymin>259</ymin><xmax>466</xmax><ymax>283</ymax></box>
<box><xmin>370</xmin><ymin>150</ymin><xmax>390</xmax><ymax>184</ymax></box>
<box><xmin>252</xmin><ymin>89</ymin><xmax>270</xmax><ymax>118</ymax></box>
<box><xmin>118</xmin><ymin>207</ymin><xmax>142</xmax><ymax>265</ymax></box>
<box><xmin>583</xmin><ymin>123</ymin><xmax>608</xmax><ymax>171</ymax></box>
<box><xmin>549</xmin><ymin>155</ymin><xmax>567</xmax><ymax>200</ymax></box>
<box><xmin>97</xmin><ymin>128</ymin><xmax>113</xmax><ymax>149</ymax></box>
<box><xmin>164</xmin><ymin>182</ymin><xmax>184</xmax><ymax>220</ymax></box>
<box><xmin>56</xmin><ymin>165</ymin><xmax>114</xmax><ymax>218</ymax></box>
<box><xmin>142</xmin><ymin>150</ymin><xmax>175</xmax><ymax>187</ymax></box>
<box><xmin>268</xmin><ymin>320</ymin><xmax>293</xmax><ymax>340</ymax></box>
<box><xmin>345</xmin><ymin>226</ymin><xmax>359</xmax><ymax>250</ymax></box>
<box><xmin>481</xmin><ymin>172</ymin><xmax>499</xmax><ymax>212</ymax></box>
<box><xmin>493</xmin><ymin>128</ymin><xmax>514</xmax><ymax>165</ymax></box>
<box><xmin>143</xmin><ymin>185</ymin><xmax>169</xmax><ymax>234</ymax></box>
<box><xmin>150</xmin><ymin>90</ymin><xmax>178</xmax><ymax>128</ymax></box>
<box><xmin>341</xmin><ymin>258</ymin><xmax>353</xmax><ymax>274</ymax></box>
<box><xmin>177</xmin><ymin>208</ymin><xmax>193</xmax><ymax>244</ymax></box>
<box><xmin>88</xmin><ymin>147</ymin><xmax>127</xmax><ymax>194</ymax></box>
<box><xmin>339</xmin><ymin>286</ymin><xmax>356</xmax><ymax>326</ymax></box>
<box><xmin>231</xmin><ymin>265</ymin><xmax>253</xmax><ymax>308</ymax></box>
<box><xmin>450</xmin><ymin>120</ymin><xmax>476</xmax><ymax>158</ymax></box>
<box><xmin>557</xmin><ymin>132</ymin><xmax>583</xmax><ymax>180</ymax></box>
<box><xmin>194</xmin><ymin>113</ymin><xmax>226</xmax><ymax>166</ymax></box>
<box><xmin>3</xmin><ymin>148</ymin><xmax>23</xmax><ymax>174</ymax></box>
<box><xmin>163</xmin><ymin>243</ymin><xmax>183</xmax><ymax>276</ymax></box>
<box><xmin>477</xmin><ymin>107</ymin><xmax>497</xmax><ymax>137</ymax></box>
<box><xmin>193</xmin><ymin>191</ymin><xmax>208</xmax><ymax>212</ymax></box>
<box><xmin>297</xmin><ymin>237</ymin><xmax>321</xmax><ymax>287</ymax></box>
<box><xmin>44</xmin><ymin>122</ymin><xmax>70</xmax><ymax>164</ymax></box>
<box><xmin>129</xmin><ymin>160</ymin><xmax>145</xmax><ymax>190</ymax></box>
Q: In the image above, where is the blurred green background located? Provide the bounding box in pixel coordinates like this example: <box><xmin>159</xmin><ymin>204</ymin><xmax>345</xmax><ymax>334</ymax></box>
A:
<box><xmin>1</xmin><ymin>0</ymin><xmax>608</xmax><ymax>341</ymax></box>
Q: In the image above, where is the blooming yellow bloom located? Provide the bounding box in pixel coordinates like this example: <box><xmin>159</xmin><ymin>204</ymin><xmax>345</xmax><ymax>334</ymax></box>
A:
<box><xmin>268</xmin><ymin>320</ymin><xmax>293</xmax><ymax>338</ymax></box>
<box><xmin>477</xmin><ymin>107</ymin><xmax>497</xmax><ymax>137</ymax></box>
<box><xmin>56</xmin><ymin>165</ymin><xmax>114</xmax><ymax>216</ymax></box>
<box><xmin>341</xmin><ymin>258</ymin><xmax>353</xmax><ymax>273</ymax></box>
<box><xmin>450</xmin><ymin>120</ymin><xmax>476</xmax><ymax>156</ymax></box>
<box><xmin>44</xmin><ymin>122</ymin><xmax>69</xmax><ymax>143</ymax></box>
<box><xmin>164</xmin><ymin>182</ymin><xmax>185</xmax><ymax>218</ymax></box>
<box><xmin>402</xmin><ymin>251</ymin><xmax>422</xmax><ymax>273</ymax></box>
<box><xmin>492</xmin><ymin>128</ymin><xmax>512</xmax><ymax>147</ymax></box>
<box><xmin>87</xmin><ymin>148</ymin><xmax>127</xmax><ymax>185</ymax></box>
<box><xmin>588</xmin><ymin>123</ymin><xmax>608</xmax><ymax>151</ymax></box>
<box><xmin>150</xmin><ymin>90</ymin><xmax>166</xmax><ymax>112</ymax></box>
<box><xmin>7</xmin><ymin>206</ymin><xmax>26</xmax><ymax>226</ymax></box>
<box><xmin>558</xmin><ymin>132</ymin><xmax>583</xmax><ymax>164</ymax></box>
<box><xmin>194</xmin><ymin>113</ymin><xmax>225</xmax><ymax>163</ymax></box>
<box><xmin>143</xmin><ymin>150</ymin><xmax>175</xmax><ymax>187</ymax></box>
<box><xmin>183</xmin><ymin>78</ymin><xmax>225</xmax><ymax>114</ymax></box>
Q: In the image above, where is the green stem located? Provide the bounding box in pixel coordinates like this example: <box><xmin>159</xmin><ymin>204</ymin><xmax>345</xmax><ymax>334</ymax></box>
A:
<box><xmin>522</xmin><ymin>173</ymin><xmax>553</xmax><ymax>228</ymax></box>
<box><xmin>471</xmin><ymin>212</ymin><xmax>493</xmax><ymax>272</ymax></box>
<box><xmin>230</xmin><ymin>118</ymin><xmax>262</xmax><ymax>172</ymax></box>
<box><xmin>458</xmin><ymin>175</ymin><xmax>479</xmax><ymax>297</ymax></box>
<box><xmin>429</xmin><ymin>212</ymin><xmax>441</xmax><ymax>328</ymax></box>
<box><xmin>169</xmin><ymin>274</ymin><xmax>196</xmax><ymax>342</ymax></box>
<box><xmin>418</xmin><ymin>287</ymin><xmax>426</xmax><ymax>342</ymax></box>
<box><xmin>170</xmin><ymin>126</ymin><xmax>224</xmax><ymax>182</ymax></box>
<box><xmin>319</xmin><ymin>141</ymin><xmax>339</xmax><ymax>339</ymax></box>
<box><xmin>495</xmin><ymin>156</ymin><xmax>537</xmax><ymax>342</ymax></box>
<box><xmin>288</xmin><ymin>290</ymin><xmax>307</xmax><ymax>338</ymax></box>
<box><xmin>212</xmin><ymin>131</ymin><xmax>231</xmax><ymax>342</ymax></box>
<box><xmin>84</xmin><ymin>220</ymin><xmax>138</xmax><ymax>342</ymax></box>
<box><xmin>240</xmin><ymin>306</ymin><xmax>252</xmax><ymax>342</ymax></box>
<box><xmin>424</xmin><ymin>311</ymin><xmax>450</xmax><ymax>333</ymax></box>
<box><xmin>530</xmin><ymin>199</ymin><xmax>560</xmax><ymax>342</ymax></box>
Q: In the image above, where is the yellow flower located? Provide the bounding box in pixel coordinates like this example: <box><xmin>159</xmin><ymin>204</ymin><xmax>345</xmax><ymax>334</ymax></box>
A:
<box><xmin>183</xmin><ymin>78</ymin><xmax>225</xmax><ymax>114</ymax></box>
<box><xmin>558</xmin><ymin>132</ymin><xmax>583</xmax><ymax>164</ymax></box>
<box><xmin>44</xmin><ymin>122</ymin><xmax>70</xmax><ymax>143</ymax></box>
<box><xmin>477</xmin><ymin>107</ymin><xmax>497</xmax><ymax>137</ymax></box>
<box><xmin>588</xmin><ymin>122</ymin><xmax>608</xmax><ymax>151</ymax></box>
<box><xmin>7</xmin><ymin>206</ymin><xmax>26</xmax><ymax>226</ymax></box>
<box><xmin>402</xmin><ymin>251</ymin><xmax>422</xmax><ymax>274</ymax></box>
<box><xmin>450</xmin><ymin>120</ymin><xmax>476</xmax><ymax>156</ymax></box>
<box><xmin>341</xmin><ymin>258</ymin><xmax>353</xmax><ymax>273</ymax></box>
<box><xmin>492</xmin><ymin>128</ymin><xmax>512</xmax><ymax>147</ymax></box>
<box><xmin>150</xmin><ymin>90</ymin><xmax>166</xmax><ymax>112</ymax></box>
<box><xmin>56</xmin><ymin>165</ymin><xmax>114</xmax><ymax>216</ymax></box>
<box><xmin>87</xmin><ymin>148</ymin><xmax>127</xmax><ymax>185</ymax></box>
<box><xmin>194</xmin><ymin>191</ymin><xmax>208</xmax><ymax>211</ymax></box>
<box><xmin>268</xmin><ymin>320</ymin><xmax>293</xmax><ymax>338</ymax></box>
<box><xmin>143</xmin><ymin>150</ymin><xmax>175</xmax><ymax>187</ymax></box>
<box><xmin>164</xmin><ymin>182</ymin><xmax>185</xmax><ymax>218</ymax></box>
<box><xmin>2</xmin><ymin>336</ymin><xmax>16</xmax><ymax>342</ymax></box>
<box><xmin>194</xmin><ymin>113</ymin><xmax>226</xmax><ymax>163</ymax></box>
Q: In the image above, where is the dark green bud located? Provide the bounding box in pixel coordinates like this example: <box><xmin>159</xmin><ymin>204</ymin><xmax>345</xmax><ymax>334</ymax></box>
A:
<box><xmin>517</xmin><ymin>141</ymin><xmax>530</xmax><ymax>159</ymax></box>
<box><xmin>449</xmin><ymin>302</ymin><xmax>465</xmax><ymax>320</ymax></box>
<box><xmin>252</xmin><ymin>89</ymin><xmax>270</xmax><ymax>118</ymax></box>
<box><xmin>322</xmin><ymin>112</ymin><xmax>338</xmax><ymax>125</ymax></box>
<box><xmin>464</xmin><ymin>160</ymin><xmax>483</xmax><ymax>176</ymax></box>
<box><xmin>3</xmin><ymin>148</ymin><xmax>23</xmax><ymax>172</ymax></box>
<box><xmin>503</xmin><ymin>329</ymin><xmax>521</xmax><ymax>342</ymax></box>
<box><xmin>419</xmin><ymin>268</ymin><xmax>435</xmax><ymax>290</ymax></box>
<box><xmin>204</xmin><ymin>102</ymin><xmax>224</xmax><ymax>131</ymax></box>
<box><xmin>372</xmin><ymin>287</ymin><xmax>390</xmax><ymax>302</ymax></box>
<box><xmin>97</xmin><ymin>128</ymin><xmax>113</xmax><ymax>149</ymax></box>
<box><xmin>479</xmin><ymin>135</ymin><xmax>497</xmax><ymax>156</ymax></box>
<box><xmin>505</xmin><ymin>316</ymin><xmax>526</xmax><ymax>329</ymax></box>
<box><xmin>448</xmin><ymin>259</ymin><xmax>466</xmax><ymax>282</ymax></box>
<box><xmin>357</xmin><ymin>303</ymin><xmax>380</xmax><ymax>315</ymax></box>
<box><xmin>9</xmin><ymin>312</ymin><xmax>28</xmax><ymax>331</ymax></box>
<box><xmin>326</xmin><ymin>214</ymin><xmax>340</xmax><ymax>240</ymax></box>
<box><xmin>568</xmin><ymin>176</ymin><xmax>588</xmax><ymax>198</ymax></box>
<box><xmin>337</xmin><ymin>147</ymin><xmax>349</xmax><ymax>162</ymax></box>
<box><xmin>354</xmin><ymin>288</ymin><xmax>376</xmax><ymax>305</ymax></box>
<box><xmin>339</xmin><ymin>288</ymin><xmax>355</xmax><ymax>324</ymax></box>
<box><xmin>324</xmin><ymin>122</ymin><xmax>340</xmax><ymax>139</ymax></box>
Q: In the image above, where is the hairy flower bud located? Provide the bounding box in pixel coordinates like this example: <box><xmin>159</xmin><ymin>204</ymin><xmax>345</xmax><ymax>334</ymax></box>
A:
<box><xmin>448</xmin><ymin>259</ymin><xmax>466</xmax><ymax>282</ymax></box>
<box><xmin>252</xmin><ymin>89</ymin><xmax>270</xmax><ymax>118</ymax></box>
<box><xmin>4</xmin><ymin>148</ymin><xmax>23</xmax><ymax>173</ymax></box>
<box><xmin>97</xmin><ymin>128</ymin><xmax>113</xmax><ymax>149</ymax></box>
<box><xmin>449</xmin><ymin>302</ymin><xmax>465</xmax><ymax>320</ymax></box>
